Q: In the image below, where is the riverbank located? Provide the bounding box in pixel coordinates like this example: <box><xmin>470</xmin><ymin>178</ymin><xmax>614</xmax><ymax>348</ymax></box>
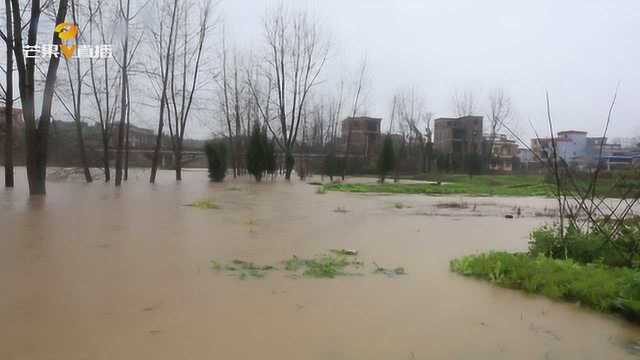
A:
<box><xmin>450</xmin><ymin>252</ymin><xmax>640</xmax><ymax>322</ymax></box>
<box><xmin>322</xmin><ymin>173</ymin><xmax>639</xmax><ymax>198</ymax></box>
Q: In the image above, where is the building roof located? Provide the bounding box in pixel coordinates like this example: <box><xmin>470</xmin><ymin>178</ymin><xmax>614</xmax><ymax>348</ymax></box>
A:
<box><xmin>343</xmin><ymin>116</ymin><xmax>382</xmax><ymax>123</ymax></box>
<box><xmin>557</xmin><ymin>130</ymin><xmax>588</xmax><ymax>135</ymax></box>
<box><xmin>434</xmin><ymin>115</ymin><xmax>483</xmax><ymax>123</ymax></box>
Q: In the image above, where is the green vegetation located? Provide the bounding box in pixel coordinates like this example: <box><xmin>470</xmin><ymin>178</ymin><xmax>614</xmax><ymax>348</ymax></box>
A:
<box><xmin>246</xmin><ymin>125</ymin><xmax>267</xmax><ymax>182</ymax></box>
<box><xmin>323</xmin><ymin>175</ymin><xmax>553</xmax><ymax>197</ymax></box>
<box><xmin>210</xmin><ymin>259</ymin><xmax>276</xmax><ymax>279</ymax></box>
<box><xmin>188</xmin><ymin>199</ymin><xmax>219</xmax><ymax>209</ymax></box>
<box><xmin>210</xmin><ymin>251</ymin><xmax>406</xmax><ymax>280</ymax></box>
<box><xmin>283</xmin><ymin>253</ymin><xmax>364</xmax><ymax>278</ymax></box>
<box><xmin>450</xmin><ymin>252</ymin><xmax>640</xmax><ymax>321</ymax></box>
<box><xmin>323</xmin><ymin>172</ymin><xmax>639</xmax><ymax>198</ymax></box>
<box><xmin>204</xmin><ymin>141</ymin><xmax>228</xmax><ymax>182</ymax></box>
<box><xmin>529</xmin><ymin>220</ymin><xmax>640</xmax><ymax>268</ymax></box>
<box><xmin>377</xmin><ymin>135</ymin><xmax>396</xmax><ymax>183</ymax></box>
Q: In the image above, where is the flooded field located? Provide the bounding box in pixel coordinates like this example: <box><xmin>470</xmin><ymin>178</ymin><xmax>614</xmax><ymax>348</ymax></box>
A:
<box><xmin>2</xmin><ymin>167</ymin><xmax>640</xmax><ymax>359</ymax></box>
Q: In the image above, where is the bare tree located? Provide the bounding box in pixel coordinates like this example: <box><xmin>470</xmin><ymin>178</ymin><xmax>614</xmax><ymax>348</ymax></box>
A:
<box><xmin>164</xmin><ymin>0</ymin><xmax>212</xmax><ymax>181</ymax></box>
<box><xmin>260</xmin><ymin>7</ymin><xmax>329</xmax><ymax>180</ymax></box>
<box><xmin>88</xmin><ymin>0</ymin><xmax>120</xmax><ymax>182</ymax></box>
<box><xmin>7</xmin><ymin>0</ymin><xmax>69</xmax><ymax>195</ymax></box>
<box><xmin>149</xmin><ymin>0</ymin><xmax>179</xmax><ymax>183</ymax></box>
<box><xmin>451</xmin><ymin>89</ymin><xmax>476</xmax><ymax>117</ymax></box>
<box><xmin>218</xmin><ymin>25</ymin><xmax>236</xmax><ymax>177</ymax></box>
<box><xmin>57</xmin><ymin>0</ymin><xmax>92</xmax><ymax>182</ymax></box>
<box><xmin>485</xmin><ymin>88</ymin><xmax>511</xmax><ymax>168</ymax></box>
<box><xmin>341</xmin><ymin>58</ymin><xmax>366</xmax><ymax>180</ymax></box>
<box><xmin>114</xmin><ymin>0</ymin><xmax>145</xmax><ymax>186</ymax></box>
<box><xmin>397</xmin><ymin>86</ymin><xmax>432</xmax><ymax>173</ymax></box>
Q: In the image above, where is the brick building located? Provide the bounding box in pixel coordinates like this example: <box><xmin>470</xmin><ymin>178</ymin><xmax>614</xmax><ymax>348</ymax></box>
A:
<box><xmin>433</xmin><ymin>116</ymin><xmax>483</xmax><ymax>155</ymax></box>
<box><xmin>341</xmin><ymin>116</ymin><xmax>382</xmax><ymax>159</ymax></box>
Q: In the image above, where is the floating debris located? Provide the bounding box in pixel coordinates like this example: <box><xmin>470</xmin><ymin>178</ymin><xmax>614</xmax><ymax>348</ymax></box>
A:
<box><xmin>187</xmin><ymin>199</ymin><xmax>219</xmax><ymax>209</ymax></box>
<box><xmin>373</xmin><ymin>262</ymin><xmax>407</xmax><ymax>277</ymax></box>
<box><xmin>209</xmin><ymin>259</ymin><xmax>276</xmax><ymax>279</ymax></box>
<box><xmin>329</xmin><ymin>249</ymin><xmax>359</xmax><ymax>256</ymax></box>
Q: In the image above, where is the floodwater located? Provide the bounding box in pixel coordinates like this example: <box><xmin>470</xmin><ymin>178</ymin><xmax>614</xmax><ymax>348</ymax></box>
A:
<box><xmin>1</xmin><ymin>167</ymin><xmax>640</xmax><ymax>360</ymax></box>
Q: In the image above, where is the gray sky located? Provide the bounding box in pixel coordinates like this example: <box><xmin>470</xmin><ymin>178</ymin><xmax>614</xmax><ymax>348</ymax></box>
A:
<box><xmin>221</xmin><ymin>0</ymin><xmax>640</xmax><ymax>142</ymax></box>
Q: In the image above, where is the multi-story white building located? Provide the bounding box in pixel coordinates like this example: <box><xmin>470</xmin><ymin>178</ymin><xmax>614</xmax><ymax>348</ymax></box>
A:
<box><xmin>531</xmin><ymin>130</ymin><xmax>611</xmax><ymax>167</ymax></box>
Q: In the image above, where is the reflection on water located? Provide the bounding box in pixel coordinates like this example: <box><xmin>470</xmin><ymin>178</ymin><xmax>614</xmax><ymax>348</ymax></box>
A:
<box><xmin>1</xmin><ymin>167</ymin><xmax>639</xmax><ymax>359</ymax></box>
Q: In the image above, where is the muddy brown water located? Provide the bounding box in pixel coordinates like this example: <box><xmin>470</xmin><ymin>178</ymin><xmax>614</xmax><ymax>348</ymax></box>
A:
<box><xmin>2</xmin><ymin>167</ymin><xmax>640</xmax><ymax>359</ymax></box>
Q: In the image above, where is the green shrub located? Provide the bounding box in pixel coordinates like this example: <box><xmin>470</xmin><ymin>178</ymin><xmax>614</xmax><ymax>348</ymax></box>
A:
<box><xmin>324</xmin><ymin>150</ymin><xmax>339</xmax><ymax>181</ymax></box>
<box><xmin>529</xmin><ymin>222</ymin><xmax>640</xmax><ymax>268</ymax></box>
<box><xmin>246</xmin><ymin>125</ymin><xmax>267</xmax><ymax>182</ymax></box>
<box><xmin>204</xmin><ymin>141</ymin><xmax>228</xmax><ymax>182</ymax></box>
<box><xmin>265</xmin><ymin>136</ymin><xmax>277</xmax><ymax>176</ymax></box>
<box><xmin>377</xmin><ymin>135</ymin><xmax>395</xmax><ymax>183</ymax></box>
<box><xmin>450</xmin><ymin>252</ymin><xmax>640</xmax><ymax>321</ymax></box>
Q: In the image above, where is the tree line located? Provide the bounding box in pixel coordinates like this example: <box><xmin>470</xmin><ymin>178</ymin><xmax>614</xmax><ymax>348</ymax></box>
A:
<box><xmin>1</xmin><ymin>0</ymin><xmax>515</xmax><ymax>196</ymax></box>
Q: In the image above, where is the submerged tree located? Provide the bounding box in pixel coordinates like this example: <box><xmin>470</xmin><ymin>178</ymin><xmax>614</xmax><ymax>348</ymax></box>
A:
<box><xmin>258</xmin><ymin>6</ymin><xmax>329</xmax><ymax>180</ymax></box>
<box><xmin>323</xmin><ymin>150</ymin><xmax>338</xmax><ymax>181</ymax></box>
<box><xmin>2</xmin><ymin>0</ymin><xmax>14</xmax><ymax>187</ymax></box>
<box><xmin>377</xmin><ymin>135</ymin><xmax>395</xmax><ymax>184</ymax></box>
<box><xmin>7</xmin><ymin>0</ymin><xmax>70</xmax><ymax>195</ymax></box>
<box><xmin>264</xmin><ymin>134</ymin><xmax>277</xmax><ymax>178</ymax></box>
<box><xmin>246</xmin><ymin>125</ymin><xmax>266</xmax><ymax>182</ymax></box>
<box><xmin>205</xmin><ymin>141</ymin><xmax>227</xmax><ymax>182</ymax></box>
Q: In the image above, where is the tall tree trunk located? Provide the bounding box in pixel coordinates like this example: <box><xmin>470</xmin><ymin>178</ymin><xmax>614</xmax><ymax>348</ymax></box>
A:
<box><xmin>70</xmin><ymin>0</ymin><xmax>91</xmax><ymax>183</ymax></box>
<box><xmin>115</xmin><ymin>0</ymin><xmax>130</xmax><ymax>186</ymax></box>
<box><xmin>175</xmin><ymin>139</ymin><xmax>182</xmax><ymax>181</ymax></box>
<box><xmin>102</xmin><ymin>137</ymin><xmax>110</xmax><ymax>181</ymax></box>
<box><xmin>426</xmin><ymin>141</ymin><xmax>433</xmax><ymax>173</ymax></box>
<box><xmin>11</xmin><ymin>0</ymin><xmax>69</xmax><ymax>195</ymax></box>
<box><xmin>150</xmin><ymin>0</ymin><xmax>179</xmax><ymax>184</ymax></box>
<box><xmin>25</xmin><ymin>128</ymin><xmax>46</xmax><ymax>194</ymax></box>
<box><xmin>74</xmin><ymin>120</ymin><xmax>92</xmax><ymax>182</ymax></box>
<box><xmin>124</xmin><ymin>81</ymin><xmax>131</xmax><ymax>181</ymax></box>
<box><xmin>4</xmin><ymin>0</ymin><xmax>14</xmax><ymax>188</ymax></box>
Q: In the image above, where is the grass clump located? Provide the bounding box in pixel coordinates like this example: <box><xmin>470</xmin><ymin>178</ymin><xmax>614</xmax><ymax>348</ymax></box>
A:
<box><xmin>284</xmin><ymin>253</ymin><xmax>364</xmax><ymax>278</ymax></box>
<box><xmin>450</xmin><ymin>252</ymin><xmax>640</xmax><ymax>321</ymax></box>
<box><xmin>211</xmin><ymin>252</ymin><xmax>406</xmax><ymax>280</ymax></box>
<box><xmin>210</xmin><ymin>259</ymin><xmax>276</xmax><ymax>279</ymax></box>
<box><xmin>188</xmin><ymin>199</ymin><xmax>219</xmax><ymax>209</ymax></box>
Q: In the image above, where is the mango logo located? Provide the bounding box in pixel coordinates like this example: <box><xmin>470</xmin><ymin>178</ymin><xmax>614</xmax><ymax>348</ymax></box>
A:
<box><xmin>54</xmin><ymin>22</ymin><xmax>78</xmax><ymax>59</ymax></box>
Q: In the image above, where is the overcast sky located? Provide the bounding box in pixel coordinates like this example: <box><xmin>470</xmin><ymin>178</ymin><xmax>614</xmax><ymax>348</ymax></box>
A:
<box><xmin>220</xmin><ymin>0</ymin><xmax>639</xmax><ymax>142</ymax></box>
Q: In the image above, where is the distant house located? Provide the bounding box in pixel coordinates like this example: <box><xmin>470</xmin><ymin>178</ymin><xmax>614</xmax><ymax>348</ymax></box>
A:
<box><xmin>531</xmin><ymin>130</ymin><xmax>619</xmax><ymax>168</ymax></box>
<box><xmin>108</xmin><ymin>124</ymin><xmax>156</xmax><ymax>149</ymax></box>
<box><xmin>433</xmin><ymin>116</ymin><xmax>483</xmax><ymax>155</ymax></box>
<box><xmin>433</xmin><ymin>116</ymin><xmax>483</xmax><ymax>169</ymax></box>
<box><xmin>485</xmin><ymin>134</ymin><xmax>518</xmax><ymax>172</ymax></box>
<box><xmin>341</xmin><ymin>116</ymin><xmax>382</xmax><ymax>159</ymax></box>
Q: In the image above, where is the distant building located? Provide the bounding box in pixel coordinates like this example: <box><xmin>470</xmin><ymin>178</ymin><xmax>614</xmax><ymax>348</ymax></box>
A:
<box><xmin>341</xmin><ymin>116</ymin><xmax>382</xmax><ymax>159</ymax></box>
<box><xmin>107</xmin><ymin>124</ymin><xmax>156</xmax><ymax>149</ymax></box>
<box><xmin>530</xmin><ymin>130</ymin><xmax>630</xmax><ymax>168</ymax></box>
<box><xmin>485</xmin><ymin>134</ymin><xmax>518</xmax><ymax>172</ymax></box>
<box><xmin>433</xmin><ymin>116</ymin><xmax>483</xmax><ymax>169</ymax></box>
